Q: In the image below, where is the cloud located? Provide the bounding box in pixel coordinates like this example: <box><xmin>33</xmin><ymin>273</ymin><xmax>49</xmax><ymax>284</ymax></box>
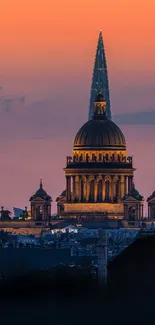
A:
<box><xmin>113</xmin><ymin>111</ymin><xmax>155</xmax><ymax>125</ymax></box>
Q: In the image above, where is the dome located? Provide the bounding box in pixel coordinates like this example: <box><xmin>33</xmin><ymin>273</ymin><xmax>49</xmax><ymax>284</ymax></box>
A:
<box><xmin>34</xmin><ymin>187</ymin><xmax>48</xmax><ymax>199</ymax></box>
<box><xmin>29</xmin><ymin>180</ymin><xmax>52</xmax><ymax>201</ymax></box>
<box><xmin>123</xmin><ymin>184</ymin><xmax>143</xmax><ymax>201</ymax></box>
<box><xmin>74</xmin><ymin>119</ymin><xmax>126</xmax><ymax>150</ymax></box>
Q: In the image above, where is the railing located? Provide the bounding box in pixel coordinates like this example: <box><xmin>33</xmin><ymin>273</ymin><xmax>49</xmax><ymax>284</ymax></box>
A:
<box><xmin>66</xmin><ymin>156</ymin><xmax>133</xmax><ymax>168</ymax></box>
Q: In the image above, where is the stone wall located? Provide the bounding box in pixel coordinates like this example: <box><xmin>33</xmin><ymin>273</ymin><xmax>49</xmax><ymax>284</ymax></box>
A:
<box><xmin>64</xmin><ymin>202</ymin><xmax>123</xmax><ymax>214</ymax></box>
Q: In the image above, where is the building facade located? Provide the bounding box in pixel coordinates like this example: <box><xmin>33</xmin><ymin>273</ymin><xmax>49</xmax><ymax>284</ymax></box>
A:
<box><xmin>147</xmin><ymin>191</ymin><xmax>155</xmax><ymax>218</ymax></box>
<box><xmin>122</xmin><ymin>185</ymin><xmax>144</xmax><ymax>221</ymax></box>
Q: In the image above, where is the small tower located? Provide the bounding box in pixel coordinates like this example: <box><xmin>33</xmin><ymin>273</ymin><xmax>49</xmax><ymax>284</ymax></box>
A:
<box><xmin>147</xmin><ymin>191</ymin><xmax>155</xmax><ymax>218</ymax></box>
<box><xmin>29</xmin><ymin>179</ymin><xmax>52</xmax><ymax>221</ymax></box>
<box><xmin>56</xmin><ymin>190</ymin><xmax>66</xmax><ymax>217</ymax></box>
<box><xmin>122</xmin><ymin>183</ymin><xmax>144</xmax><ymax>221</ymax></box>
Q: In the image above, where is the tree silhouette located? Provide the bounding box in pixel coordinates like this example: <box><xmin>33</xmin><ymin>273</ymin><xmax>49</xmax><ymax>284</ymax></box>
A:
<box><xmin>0</xmin><ymin>207</ymin><xmax>12</xmax><ymax>221</ymax></box>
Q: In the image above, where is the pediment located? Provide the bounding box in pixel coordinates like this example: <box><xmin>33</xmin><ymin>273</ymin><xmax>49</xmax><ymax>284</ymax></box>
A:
<box><xmin>148</xmin><ymin>197</ymin><xmax>155</xmax><ymax>204</ymax></box>
<box><xmin>31</xmin><ymin>197</ymin><xmax>45</xmax><ymax>202</ymax></box>
<box><xmin>123</xmin><ymin>196</ymin><xmax>139</xmax><ymax>203</ymax></box>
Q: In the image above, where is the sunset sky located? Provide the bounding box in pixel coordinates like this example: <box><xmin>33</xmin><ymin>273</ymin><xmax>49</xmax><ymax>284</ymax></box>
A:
<box><xmin>0</xmin><ymin>0</ymin><xmax>155</xmax><ymax>214</ymax></box>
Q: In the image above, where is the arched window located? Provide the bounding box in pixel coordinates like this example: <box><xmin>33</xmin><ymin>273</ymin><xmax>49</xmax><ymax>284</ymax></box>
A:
<box><xmin>105</xmin><ymin>181</ymin><xmax>110</xmax><ymax>201</ymax></box>
<box><xmin>97</xmin><ymin>180</ymin><xmax>102</xmax><ymax>202</ymax></box>
<box><xmin>89</xmin><ymin>180</ymin><xmax>94</xmax><ymax>201</ymax></box>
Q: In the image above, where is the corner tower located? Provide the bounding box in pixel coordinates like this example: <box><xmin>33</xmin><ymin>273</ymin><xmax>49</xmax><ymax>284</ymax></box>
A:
<box><xmin>59</xmin><ymin>93</ymin><xmax>135</xmax><ymax>221</ymax></box>
<box><xmin>89</xmin><ymin>31</ymin><xmax>111</xmax><ymax>120</ymax></box>
<box><xmin>29</xmin><ymin>180</ymin><xmax>52</xmax><ymax>221</ymax></box>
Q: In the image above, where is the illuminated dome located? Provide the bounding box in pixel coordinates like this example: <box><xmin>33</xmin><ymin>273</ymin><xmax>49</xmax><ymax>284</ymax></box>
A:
<box><xmin>74</xmin><ymin>119</ymin><xmax>126</xmax><ymax>150</ymax></box>
<box><xmin>74</xmin><ymin>92</ymin><xmax>126</xmax><ymax>151</ymax></box>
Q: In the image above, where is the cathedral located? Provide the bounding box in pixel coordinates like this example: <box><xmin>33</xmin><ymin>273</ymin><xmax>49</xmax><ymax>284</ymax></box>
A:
<box><xmin>56</xmin><ymin>31</ymin><xmax>145</xmax><ymax>223</ymax></box>
<box><xmin>56</xmin><ymin>91</ymin><xmax>144</xmax><ymax>222</ymax></box>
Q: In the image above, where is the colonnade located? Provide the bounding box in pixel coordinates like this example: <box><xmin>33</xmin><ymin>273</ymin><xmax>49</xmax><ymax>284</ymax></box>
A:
<box><xmin>124</xmin><ymin>204</ymin><xmax>144</xmax><ymax>220</ymax></box>
<box><xmin>148</xmin><ymin>205</ymin><xmax>155</xmax><ymax>218</ymax></box>
<box><xmin>31</xmin><ymin>204</ymin><xmax>51</xmax><ymax>221</ymax></box>
<box><xmin>66</xmin><ymin>175</ymin><xmax>133</xmax><ymax>203</ymax></box>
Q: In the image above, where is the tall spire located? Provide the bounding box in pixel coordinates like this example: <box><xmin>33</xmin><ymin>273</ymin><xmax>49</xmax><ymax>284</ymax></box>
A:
<box><xmin>40</xmin><ymin>178</ymin><xmax>43</xmax><ymax>189</ymax></box>
<box><xmin>89</xmin><ymin>31</ymin><xmax>111</xmax><ymax>120</ymax></box>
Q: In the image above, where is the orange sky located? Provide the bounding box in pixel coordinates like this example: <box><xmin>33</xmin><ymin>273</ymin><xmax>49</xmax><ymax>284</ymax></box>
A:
<box><xmin>0</xmin><ymin>1</ymin><xmax>155</xmax><ymax>213</ymax></box>
<box><xmin>1</xmin><ymin>0</ymin><xmax>155</xmax><ymax>75</ymax></box>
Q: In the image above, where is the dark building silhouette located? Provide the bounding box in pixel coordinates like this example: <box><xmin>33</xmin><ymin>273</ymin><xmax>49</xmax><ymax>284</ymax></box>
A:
<box><xmin>108</xmin><ymin>235</ymin><xmax>155</xmax><ymax>295</ymax></box>
<box><xmin>122</xmin><ymin>183</ymin><xmax>144</xmax><ymax>221</ymax></box>
<box><xmin>89</xmin><ymin>30</ymin><xmax>111</xmax><ymax>120</ymax></box>
<box><xmin>147</xmin><ymin>191</ymin><xmax>155</xmax><ymax>218</ymax></box>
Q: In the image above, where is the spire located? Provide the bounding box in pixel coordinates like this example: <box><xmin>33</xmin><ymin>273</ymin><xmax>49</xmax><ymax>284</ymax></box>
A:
<box><xmin>40</xmin><ymin>178</ymin><xmax>43</xmax><ymax>189</ymax></box>
<box><xmin>89</xmin><ymin>31</ymin><xmax>111</xmax><ymax>120</ymax></box>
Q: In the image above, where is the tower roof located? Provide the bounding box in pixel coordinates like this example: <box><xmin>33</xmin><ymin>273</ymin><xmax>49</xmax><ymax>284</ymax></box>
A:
<box><xmin>89</xmin><ymin>30</ymin><xmax>111</xmax><ymax>120</ymax></box>
<box><xmin>29</xmin><ymin>179</ymin><xmax>52</xmax><ymax>201</ymax></box>
<box><xmin>123</xmin><ymin>183</ymin><xmax>143</xmax><ymax>201</ymax></box>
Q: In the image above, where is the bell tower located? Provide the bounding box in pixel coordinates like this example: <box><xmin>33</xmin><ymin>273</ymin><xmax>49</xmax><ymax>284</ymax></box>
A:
<box><xmin>29</xmin><ymin>180</ymin><xmax>52</xmax><ymax>221</ymax></box>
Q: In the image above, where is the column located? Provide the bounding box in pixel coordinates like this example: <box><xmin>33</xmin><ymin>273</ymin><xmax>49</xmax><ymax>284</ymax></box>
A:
<box><xmin>78</xmin><ymin>176</ymin><xmax>81</xmax><ymax>202</ymax></box>
<box><xmin>102</xmin><ymin>178</ymin><xmax>105</xmax><ymax>202</ymax></box>
<box><xmin>113</xmin><ymin>177</ymin><xmax>116</xmax><ymax>199</ymax></box>
<box><xmin>75</xmin><ymin>176</ymin><xmax>79</xmax><ymax>201</ymax></box>
<box><xmin>72</xmin><ymin>177</ymin><xmax>76</xmax><ymax>201</ymax></box>
<box><xmin>135</xmin><ymin>205</ymin><xmax>139</xmax><ymax>220</ymax></box>
<box><xmin>48</xmin><ymin>205</ymin><xmax>51</xmax><ymax>217</ymax></box>
<box><xmin>120</xmin><ymin>175</ymin><xmax>125</xmax><ymax>198</ymax></box>
<box><xmin>94</xmin><ymin>178</ymin><xmax>98</xmax><ymax>202</ymax></box>
<box><xmin>86</xmin><ymin>179</ymin><xmax>90</xmax><ymax>202</ymax></box>
<box><xmin>124</xmin><ymin>176</ymin><xmax>127</xmax><ymax>195</ymax></box>
<box><xmin>141</xmin><ymin>204</ymin><xmax>144</xmax><ymax>219</ymax></box>
<box><xmin>124</xmin><ymin>204</ymin><xmax>128</xmax><ymax>220</ymax></box>
<box><xmin>148</xmin><ymin>204</ymin><xmax>150</xmax><ymax>218</ymax></box>
<box><xmin>128</xmin><ymin>176</ymin><xmax>133</xmax><ymax>192</ymax></box>
<box><xmin>118</xmin><ymin>178</ymin><xmax>121</xmax><ymax>198</ymax></box>
<box><xmin>66</xmin><ymin>176</ymin><xmax>71</xmax><ymax>202</ymax></box>
<box><xmin>111</xmin><ymin>177</ymin><xmax>114</xmax><ymax>202</ymax></box>
<box><xmin>84</xmin><ymin>179</ymin><xmax>87</xmax><ymax>202</ymax></box>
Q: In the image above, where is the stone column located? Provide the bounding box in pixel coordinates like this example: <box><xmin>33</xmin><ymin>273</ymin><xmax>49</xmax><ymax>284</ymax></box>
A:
<box><xmin>94</xmin><ymin>178</ymin><xmax>98</xmax><ymax>202</ymax></box>
<box><xmin>141</xmin><ymin>204</ymin><xmax>144</xmax><ymax>219</ymax></box>
<box><xmin>86</xmin><ymin>179</ymin><xmax>90</xmax><ymax>202</ymax></box>
<box><xmin>120</xmin><ymin>175</ymin><xmax>125</xmax><ymax>198</ymax></box>
<box><xmin>113</xmin><ymin>177</ymin><xmax>116</xmax><ymax>199</ymax></box>
<box><xmin>128</xmin><ymin>176</ymin><xmax>133</xmax><ymax>192</ymax></box>
<box><xmin>124</xmin><ymin>204</ymin><xmax>128</xmax><ymax>220</ymax></box>
<box><xmin>75</xmin><ymin>176</ymin><xmax>79</xmax><ymax>201</ymax></box>
<box><xmin>117</xmin><ymin>178</ymin><xmax>121</xmax><ymax>198</ymax></box>
<box><xmin>109</xmin><ymin>181</ymin><xmax>112</xmax><ymax>201</ymax></box>
<box><xmin>102</xmin><ymin>178</ymin><xmax>105</xmax><ymax>202</ymax></box>
<box><xmin>78</xmin><ymin>176</ymin><xmax>81</xmax><ymax>202</ymax></box>
<box><xmin>124</xmin><ymin>176</ymin><xmax>127</xmax><ymax>195</ymax></box>
<box><xmin>148</xmin><ymin>204</ymin><xmax>150</xmax><ymax>218</ymax></box>
<box><xmin>111</xmin><ymin>177</ymin><xmax>114</xmax><ymax>202</ymax></box>
<box><xmin>66</xmin><ymin>176</ymin><xmax>71</xmax><ymax>202</ymax></box>
<box><xmin>83</xmin><ymin>179</ymin><xmax>87</xmax><ymax>202</ymax></box>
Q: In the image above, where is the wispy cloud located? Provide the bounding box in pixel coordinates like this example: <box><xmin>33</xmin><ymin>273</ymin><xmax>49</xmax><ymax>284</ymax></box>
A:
<box><xmin>114</xmin><ymin>111</ymin><xmax>155</xmax><ymax>125</ymax></box>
